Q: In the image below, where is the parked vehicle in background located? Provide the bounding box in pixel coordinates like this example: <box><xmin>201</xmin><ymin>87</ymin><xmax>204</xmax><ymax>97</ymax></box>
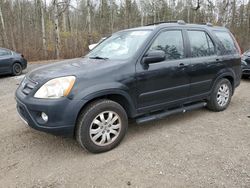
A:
<box><xmin>241</xmin><ymin>49</ymin><xmax>250</xmax><ymax>79</ymax></box>
<box><xmin>88</xmin><ymin>37</ymin><xmax>107</xmax><ymax>50</ymax></box>
<box><xmin>0</xmin><ymin>48</ymin><xmax>27</xmax><ymax>76</ymax></box>
<box><xmin>16</xmin><ymin>21</ymin><xmax>241</xmax><ymax>153</ymax></box>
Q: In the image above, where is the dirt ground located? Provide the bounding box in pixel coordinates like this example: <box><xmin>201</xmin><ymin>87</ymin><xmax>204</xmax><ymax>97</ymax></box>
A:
<box><xmin>0</xmin><ymin>62</ymin><xmax>250</xmax><ymax>188</ymax></box>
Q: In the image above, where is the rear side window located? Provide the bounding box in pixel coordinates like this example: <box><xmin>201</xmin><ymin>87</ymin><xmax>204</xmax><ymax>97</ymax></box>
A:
<box><xmin>214</xmin><ymin>31</ymin><xmax>238</xmax><ymax>55</ymax></box>
<box><xmin>187</xmin><ymin>30</ymin><xmax>216</xmax><ymax>57</ymax></box>
<box><xmin>149</xmin><ymin>30</ymin><xmax>184</xmax><ymax>60</ymax></box>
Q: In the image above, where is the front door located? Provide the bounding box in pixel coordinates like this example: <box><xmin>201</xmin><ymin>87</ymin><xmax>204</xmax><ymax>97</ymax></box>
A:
<box><xmin>0</xmin><ymin>49</ymin><xmax>12</xmax><ymax>73</ymax></box>
<box><xmin>136</xmin><ymin>29</ymin><xmax>190</xmax><ymax>113</ymax></box>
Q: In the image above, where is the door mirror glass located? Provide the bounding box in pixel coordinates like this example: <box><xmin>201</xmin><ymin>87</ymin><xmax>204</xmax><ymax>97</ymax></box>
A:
<box><xmin>143</xmin><ymin>50</ymin><xmax>166</xmax><ymax>64</ymax></box>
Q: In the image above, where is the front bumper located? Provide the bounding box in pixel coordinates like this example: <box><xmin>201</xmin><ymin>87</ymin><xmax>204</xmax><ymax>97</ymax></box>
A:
<box><xmin>241</xmin><ymin>60</ymin><xmax>250</xmax><ymax>75</ymax></box>
<box><xmin>20</xmin><ymin>58</ymin><xmax>27</xmax><ymax>70</ymax></box>
<box><xmin>15</xmin><ymin>86</ymin><xmax>86</xmax><ymax>137</ymax></box>
<box><xmin>242</xmin><ymin>68</ymin><xmax>250</xmax><ymax>75</ymax></box>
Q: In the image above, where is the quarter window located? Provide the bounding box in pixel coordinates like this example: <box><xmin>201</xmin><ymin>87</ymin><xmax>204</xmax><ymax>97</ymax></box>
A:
<box><xmin>214</xmin><ymin>31</ymin><xmax>238</xmax><ymax>54</ymax></box>
<box><xmin>187</xmin><ymin>31</ymin><xmax>216</xmax><ymax>57</ymax></box>
<box><xmin>149</xmin><ymin>30</ymin><xmax>184</xmax><ymax>60</ymax></box>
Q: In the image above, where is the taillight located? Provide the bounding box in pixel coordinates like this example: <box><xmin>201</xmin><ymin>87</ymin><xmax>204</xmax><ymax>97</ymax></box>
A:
<box><xmin>21</xmin><ymin>54</ymin><xmax>24</xmax><ymax>58</ymax></box>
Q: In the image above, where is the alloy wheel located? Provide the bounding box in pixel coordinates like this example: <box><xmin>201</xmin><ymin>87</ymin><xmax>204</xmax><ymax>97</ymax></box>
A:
<box><xmin>89</xmin><ymin>111</ymin><xmax>121</xmax><ymax>146</ymax></box>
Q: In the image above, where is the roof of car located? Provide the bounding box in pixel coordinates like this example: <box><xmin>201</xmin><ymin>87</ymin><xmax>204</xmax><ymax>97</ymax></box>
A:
<box><xmin>123</xmin><ymin>22</ymin><xmax>228</xmax><ymax>32</ymax></box>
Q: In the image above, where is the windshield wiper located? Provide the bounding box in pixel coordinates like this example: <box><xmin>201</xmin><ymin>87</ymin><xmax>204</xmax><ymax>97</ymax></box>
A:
<box><xmin>89</xmin><ymin>56</ymin><xmax>109</xmax><ymax>60</ymax></box>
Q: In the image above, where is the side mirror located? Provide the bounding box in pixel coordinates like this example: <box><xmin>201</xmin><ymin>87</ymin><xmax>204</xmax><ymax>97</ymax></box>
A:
<box><xmin>143</xmin><ymin>50</ymin><xmax>166</xmax><ymax>64</ymax></box>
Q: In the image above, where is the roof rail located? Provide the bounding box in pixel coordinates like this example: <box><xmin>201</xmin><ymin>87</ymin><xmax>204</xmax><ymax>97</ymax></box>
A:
<box><xmin>146</xmin><ymin>20</ymin><xmax>186</xmax><ymax>26</ymax></box>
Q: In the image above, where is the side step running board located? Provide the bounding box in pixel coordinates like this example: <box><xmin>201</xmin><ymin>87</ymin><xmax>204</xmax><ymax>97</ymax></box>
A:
<box><xmin>136</xmin><ymin>102</ymin><xmax>207</xmax><ymax>124</ymax></box>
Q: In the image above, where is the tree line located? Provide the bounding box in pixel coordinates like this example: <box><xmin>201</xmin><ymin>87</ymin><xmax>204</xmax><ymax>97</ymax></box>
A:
<box><xmin>0</xmin><ymin>0</ymin><xmax>249</xmax><ymax>61</ymax></box>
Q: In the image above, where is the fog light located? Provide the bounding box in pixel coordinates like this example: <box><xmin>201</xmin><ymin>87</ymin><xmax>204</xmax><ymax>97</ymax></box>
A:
<box><xmin>41</xmin><ymin>112</ymin><xmax>48</xmax><ymax>122</ymax></box>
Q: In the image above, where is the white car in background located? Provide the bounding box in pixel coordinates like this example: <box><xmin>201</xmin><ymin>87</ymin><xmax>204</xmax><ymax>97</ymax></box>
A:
<box><xmin>89</xmin><ymin>37</ymin><xmax>107</xmax><ymax>50</ymax></box>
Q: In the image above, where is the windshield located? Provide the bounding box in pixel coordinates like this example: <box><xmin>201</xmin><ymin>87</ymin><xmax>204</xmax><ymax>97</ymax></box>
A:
<box><xmin>86</xmin><ymin>30</ymin><xmax>152</xmax><ymax>60</ymax></box>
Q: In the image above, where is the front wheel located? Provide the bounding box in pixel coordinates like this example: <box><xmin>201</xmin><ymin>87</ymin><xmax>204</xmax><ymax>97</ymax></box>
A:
<box><xmin>76</xmin><ymin>99</ymin><xmax>128</xmax><ymax>153</ymax></box>
<box><xmin>207</xmin><ymin>78</ymin><xmax>233</xmax><ymax>112</ymax></box>
<box><xmin>12</xmin><ymin>63</ymin><xmax>23</xmax><ymax>76</ymax></box>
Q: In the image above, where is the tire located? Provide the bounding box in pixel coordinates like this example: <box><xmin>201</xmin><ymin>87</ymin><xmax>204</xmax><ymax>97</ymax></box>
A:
<box><xmin>12</xmin><ymin>63</ymin><xmax>23</xmax><ymax>76</ymax></box>
<box><xmin>76</xmin><ymin>99</ymin><xmax>128</xmax><ymax>153</ymax></box>
<box><xmin>207</xmin><ymin>78</ymin><xmax>233</xmax><ymax>112</ymax></box>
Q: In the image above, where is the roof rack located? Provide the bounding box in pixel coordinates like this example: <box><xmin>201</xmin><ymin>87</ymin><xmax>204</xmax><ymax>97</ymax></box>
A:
<box><xmin>146</xmin><ymin>20</ymin><xmax>186</xmax><ymax>26</ymax></box>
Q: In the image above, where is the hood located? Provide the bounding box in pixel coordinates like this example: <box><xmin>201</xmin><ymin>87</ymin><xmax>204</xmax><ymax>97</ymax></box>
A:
<box><xmin>27</xmin><ymin>58</ymin><xmax>122</xmax><ymax>83</ymax></box>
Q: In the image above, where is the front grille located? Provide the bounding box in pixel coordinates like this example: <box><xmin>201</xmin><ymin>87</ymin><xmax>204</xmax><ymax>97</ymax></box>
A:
<box><xmin>21</xmin><ymin>77</ymin><xmax>38</xmax><ymax>95</ymax></box>
<box><xmin>243</xmin><ymin>69</ymin><xmax>250</xmax><ymax>74</ymax></box>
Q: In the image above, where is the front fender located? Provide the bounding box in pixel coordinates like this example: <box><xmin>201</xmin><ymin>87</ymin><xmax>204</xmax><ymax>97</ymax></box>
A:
<box><xmin>73</xmin><ymin>82</ymin><xmax>137</xmax><ymax>116</ymax></box>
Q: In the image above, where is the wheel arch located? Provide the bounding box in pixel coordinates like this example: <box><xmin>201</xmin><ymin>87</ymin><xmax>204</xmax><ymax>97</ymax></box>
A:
<box><xmin>210</xmin><ymin>71</ymin><xmax>235</xmax><ymax>97</ymax></box>
<box><xmin>12</xmin><ymin>60</ymin><xmax>21</xmax><ymax>66</ymax></box>
<box><xmin>76</xmin><ymin>90</ymin><xmax>137</xmax><ymax>122</ymax></box>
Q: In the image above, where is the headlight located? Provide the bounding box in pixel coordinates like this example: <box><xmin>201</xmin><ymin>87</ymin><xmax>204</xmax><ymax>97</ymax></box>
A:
<box><xmin>34</xmin><ymin>76</ymin><xmax>76</xmax><ymax>99</ymax></box>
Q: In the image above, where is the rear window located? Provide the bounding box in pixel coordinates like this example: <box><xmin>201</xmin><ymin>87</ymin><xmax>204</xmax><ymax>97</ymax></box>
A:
<box><xmin>214</xmin><ymin>31</ymin><xmax>238</xmax><ymax>55</ymax></box>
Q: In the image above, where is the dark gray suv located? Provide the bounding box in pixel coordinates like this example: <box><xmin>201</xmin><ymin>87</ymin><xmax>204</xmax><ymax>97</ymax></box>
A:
<box><xmin>16</xmin><ymin>21</ymin><xmax>241</xmax><ymax>153</ymax></box>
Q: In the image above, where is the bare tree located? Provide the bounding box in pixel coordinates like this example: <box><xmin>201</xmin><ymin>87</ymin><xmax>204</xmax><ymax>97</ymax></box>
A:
<box><xmin>53</xmin><ymin>0</ymin><xmax>60</xmax><ymax>59</ymax></box>
<box><xmin>0</xmin><ymin>0</ymin><xmax>249</xmax><ymax>61</ymax></box>
<box><xmin>87</xmin><ymin>0</ymin><xmax>92</xmax><ymax>45</ymax></box>
<box><xmin>0</xmin><ymin>0</ymin><xmax>8</xmax><ymax>48</ymax></box>
<box><xmin>38</xmin><ymin>0</ymin><xmax>47</xmax><ymax>59</ymax></box>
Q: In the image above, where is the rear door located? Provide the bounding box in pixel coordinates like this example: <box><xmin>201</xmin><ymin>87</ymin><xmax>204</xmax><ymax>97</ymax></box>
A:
<box><xmin>0</xmin><ymin>49</ymin><xmax>13</xmax><ymax>73</ymax></box>
<box><xmin>185</xmin><ymin>29</ymin><xmax>219</xmax><ymax>97</ymax></box>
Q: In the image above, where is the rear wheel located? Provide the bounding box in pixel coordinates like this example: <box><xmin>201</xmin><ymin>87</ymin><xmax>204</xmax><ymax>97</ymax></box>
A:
<box><xmin>76</xmin><ymin>99</ymin><xmax>128</xmax><ymax>153</ymax></box>
<box><xmin>207</xmin><ymin>78</ymin><xmax>232</xmax><ymax>112</ymax></box>
<box><xmin>12</xmin><ymin>63</ymin><xmax>22</xmax><ymax>76</ymax></box>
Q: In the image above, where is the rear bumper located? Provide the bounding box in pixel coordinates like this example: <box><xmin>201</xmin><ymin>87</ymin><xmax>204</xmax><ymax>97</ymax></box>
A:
<box><xmin>15</xmin><ymin>88</ymin><xmax>87</xmax><ymax>137</ymax></box>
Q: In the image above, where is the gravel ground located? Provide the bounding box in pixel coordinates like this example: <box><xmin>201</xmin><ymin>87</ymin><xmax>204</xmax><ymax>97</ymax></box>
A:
<box><xmin>0</xmin><ymin>62</ymin><xmax>250</xmax><ymax>188</ymax></box>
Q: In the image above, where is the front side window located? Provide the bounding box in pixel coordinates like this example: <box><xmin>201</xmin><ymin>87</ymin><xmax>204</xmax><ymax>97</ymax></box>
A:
<box><xmin>149</xmin><ymin>30</ymin><xmax>184</xmax><ymax>60</ymax></box>
<box><xmin>86</xmin><ymin>30</ymin><xmax>152</xmax><ymax>60</ymax></box>
<box><xmin>188</xmin><ymin>30</ymin><xmax>216</xmax><ymax>57</ymax></box>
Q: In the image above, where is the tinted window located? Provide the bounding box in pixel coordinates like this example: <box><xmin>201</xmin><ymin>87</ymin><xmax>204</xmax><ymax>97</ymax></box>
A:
<box><xmin>188</xmin><ymin>30</ymin><xmax>216</xmax><ymax>57</ymax></box>
<box><xmin>214</xmin><ymin>31</ymin><xmax>238</xmax><ymax>54</ymax></box>
<box><xmin>0</xmin><ymin>49</ymin><xmax>11</xmax><ymax>56</ymax></box>
<box><xmin>149</xmin><ymin>30</ymin><xmax>184</xmax><ymax>60</ymax></box>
